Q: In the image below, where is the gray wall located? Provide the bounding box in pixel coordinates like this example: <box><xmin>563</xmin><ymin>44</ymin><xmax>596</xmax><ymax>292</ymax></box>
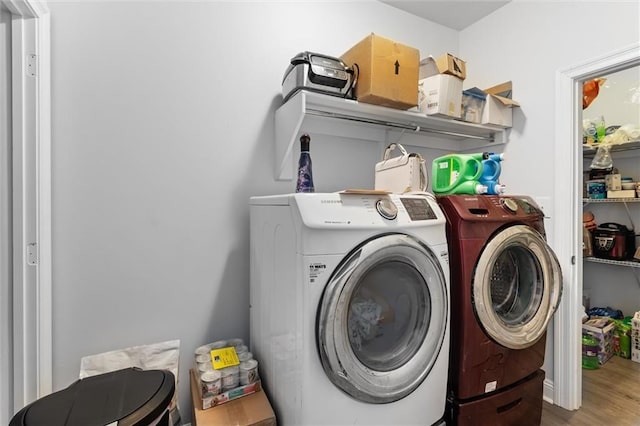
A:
<box><xmin>460</xmin><ymin>1</ymin><xmax>639</xmax><ymax>386</ymax></box>
<box><xmin>460</xmin><ymin>1</ymin><xmax>639</xmax><ymax>199</ymax></box>
<box><xmin>585</xmin><ymin>66</ymin><xmax>640</xmax><ymax>127</ymax></box>
<box><xmin>48</xmin><ymin>1</ymin><xmax>458</xmax><ymax>422</ymax></box>
<box><xmin>47</xmin><ymin>0</ymin><xmax>640</xmax><ymax>422</ymax></box>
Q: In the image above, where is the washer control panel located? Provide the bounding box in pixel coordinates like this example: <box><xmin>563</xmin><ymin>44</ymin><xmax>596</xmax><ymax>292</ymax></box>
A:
<box><xmin>400</xmin><ymin>197</ymin><xmax>437</xmax><ymax>221</ymax></box>
<box><xmin>290</xmin><ymin>193</ymin><xmax>444</xmax><ymax>227</ymax></box>
<box><xmin>374</xmin><ymin>197</ymin><xmax>439</xmax><ymax>221</ymax></box>
<box><xmin>375</xmin><ymin>198</ymin><xmax>398</xmax><ymax>220</ymax></box>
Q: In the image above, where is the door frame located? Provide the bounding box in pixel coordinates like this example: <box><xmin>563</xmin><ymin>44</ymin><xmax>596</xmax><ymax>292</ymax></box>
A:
<box><xmin>0</xmin><ymin>0</ymin><xmax>51</xmax><ymax>416</ymax></box>
<box><xmin>553</xmin><ymin>42</ymin><xmax>640</xmax><ymax>410</ymax></box>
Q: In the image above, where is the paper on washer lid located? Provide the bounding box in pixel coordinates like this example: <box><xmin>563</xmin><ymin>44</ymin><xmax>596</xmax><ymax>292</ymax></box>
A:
<box><xmin>340</xmin><ymin>189</ymin><xmax>391</xmax><ymax>195</ymax></box>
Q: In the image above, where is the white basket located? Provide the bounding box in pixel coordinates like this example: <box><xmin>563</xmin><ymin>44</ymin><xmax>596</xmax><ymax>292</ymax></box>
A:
<box><xmin>632</xmin><ymin>312</ymin><xmax>640</xmax><ymax>363</ymax></box>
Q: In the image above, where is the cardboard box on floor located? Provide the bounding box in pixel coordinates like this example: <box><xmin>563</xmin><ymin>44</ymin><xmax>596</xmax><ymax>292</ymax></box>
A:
<box><xmin>190</xmin><ymin>369</ymin><xmax>276</xmax><ymax>426</ymax></box>
<box><xmin>583</xmin><ymin>316</ymin><xmax>615</xmax><ymax>365</ymax></box>
<box><xmin>340</xmin><ymin>33</ymin><xmax>420</xmax><ymax>110</ymax></box>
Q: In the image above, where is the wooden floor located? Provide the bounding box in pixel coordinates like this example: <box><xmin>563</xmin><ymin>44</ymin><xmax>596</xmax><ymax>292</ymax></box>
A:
<box><xmin>541</xmin><ymin>355</ymin><xmax>640</xmax><ymax>425</ymax></box>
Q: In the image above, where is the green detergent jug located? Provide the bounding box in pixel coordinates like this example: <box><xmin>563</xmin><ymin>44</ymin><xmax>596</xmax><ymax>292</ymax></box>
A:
<box><xmin>432</xmin><ymin>153</ymin><xmax>487</xmax><ymax>195</ymax></box>
<box><xmin>442</xmin><ymin>180</ymin><xmax>488</xmax><ymax>195</ymax></box>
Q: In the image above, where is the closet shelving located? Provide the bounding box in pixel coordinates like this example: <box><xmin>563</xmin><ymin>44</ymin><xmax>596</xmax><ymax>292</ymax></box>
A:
<box><xmin>583</xmin><ymin>140</ymin><xmax>640</xmax><ymax>158</ymax></box>
<box><xmin>583</xmin><ymin>200</ymin><xmax>640</xmax><ymax>268</ymax></box>
<box><xmin>583</xmin><ymin>257</ymin><xmax>640</xmax><ymax>268</ymax></box>
<box><xmin>582</xmin><ymin>142</ymin><xmax>640</xmax><ymax>274</ymax></box>
<box><xmin>275</xmin><ymin>90</ymin><xmax>508</xmax><ymax>180</ymax></box>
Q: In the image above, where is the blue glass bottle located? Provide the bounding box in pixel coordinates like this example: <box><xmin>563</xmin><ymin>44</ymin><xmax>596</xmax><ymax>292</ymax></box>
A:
<box><xmin>295</xmin><ymin>134</ymin><xmax>315</xmax><ymax>193</ymax></box>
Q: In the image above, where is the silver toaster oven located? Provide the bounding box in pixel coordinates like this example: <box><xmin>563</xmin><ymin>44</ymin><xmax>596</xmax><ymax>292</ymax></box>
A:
<box><xmin>282</xmin><ymin>51</ymin><xmax>355</xmax><ymax>103</ymax></box>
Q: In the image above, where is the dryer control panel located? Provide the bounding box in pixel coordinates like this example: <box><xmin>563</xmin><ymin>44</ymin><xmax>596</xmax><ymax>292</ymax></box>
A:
<box><xmin>438</xmin><ymin>195</ymin><xmax>543</xmax><ymax>221</ymax></box>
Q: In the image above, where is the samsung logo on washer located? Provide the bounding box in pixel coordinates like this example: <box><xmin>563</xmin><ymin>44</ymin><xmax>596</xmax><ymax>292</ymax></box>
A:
<box><xmin>320</xmin><ymin>199</ymin><xmax>342</xmax><ymax>204</ymax></box>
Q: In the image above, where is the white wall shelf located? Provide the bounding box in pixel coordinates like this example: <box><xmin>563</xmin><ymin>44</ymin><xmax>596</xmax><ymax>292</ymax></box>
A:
<box><xmin>274</xmin><ymin>90</ymin><xmax>508</xmax><ymax>181</ymax></box>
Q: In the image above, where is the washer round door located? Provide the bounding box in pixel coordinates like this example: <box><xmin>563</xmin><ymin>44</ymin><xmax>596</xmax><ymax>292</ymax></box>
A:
<box><xmin>473</xmin><ymin>225</ymin><xmax>563</xmax><ymax>350</ymax></box>
<box><xmin>317</xmin><ymin>233</ymin><xmax>448</xmax><ymax>404</ymax></box>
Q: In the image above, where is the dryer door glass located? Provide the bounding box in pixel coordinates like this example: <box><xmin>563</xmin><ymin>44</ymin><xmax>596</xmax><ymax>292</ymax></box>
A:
<box><xmin>317</xmin><ymin>234</ymin><xmax>448</xmax><ymax>404</ymax></box>
<box><xmin>473</xmin><ymin>225</ymin><xmax>562</xmax><ymax>350</ymax></box>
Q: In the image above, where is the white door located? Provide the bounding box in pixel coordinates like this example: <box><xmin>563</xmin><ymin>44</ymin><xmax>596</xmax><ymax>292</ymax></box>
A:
<box><xmin>0</xmin><ymin>3</ymin><xmax>13</xmax><ymax>423</ymax></box>
<box><xmin>317</xmin><ymin>233</ymin><xmax>448</xmax><ymax>403</ymax></box>
<box><xmin>0</xmin><ymin>0</ymin><xmax>50</xmax><ymax>420</ymax></box>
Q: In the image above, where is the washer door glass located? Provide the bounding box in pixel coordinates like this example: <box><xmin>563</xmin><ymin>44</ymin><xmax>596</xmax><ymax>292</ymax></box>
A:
<box><xmin>473</xmin><ymin>225</ymin><xmax>563</xmax><ymax>350</ymax></box>
<box><xmin>317</xmin><ymin>233</ymin><xmax>448</xmax><ymax>404</ymax></box>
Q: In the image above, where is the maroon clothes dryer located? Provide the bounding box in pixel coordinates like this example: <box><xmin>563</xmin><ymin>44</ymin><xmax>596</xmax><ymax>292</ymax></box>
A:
<box><xmin>437</xmin><ymin>195</ymin><xmax>562</xmax><ymax>425</ymax></box>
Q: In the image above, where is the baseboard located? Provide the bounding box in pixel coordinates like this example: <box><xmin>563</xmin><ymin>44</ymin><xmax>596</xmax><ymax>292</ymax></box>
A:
<box><xmin>543</xmin><ymin>378</ymin><xmax>554</xmax><ymax>404</ymax></box>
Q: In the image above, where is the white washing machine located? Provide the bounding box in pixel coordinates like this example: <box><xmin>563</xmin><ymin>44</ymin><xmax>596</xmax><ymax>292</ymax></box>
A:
<box><xmin>249</xmin><ymin>192</ymin><xmax>450</xmax><ymax>425</ymax></box>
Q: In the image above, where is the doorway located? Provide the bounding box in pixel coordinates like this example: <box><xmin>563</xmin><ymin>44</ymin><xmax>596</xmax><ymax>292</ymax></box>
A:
<box><xmin>1</xmin><ymin>3</ymin><xmax>13</xmax><ymax>423</ymax></box>
<box><xmin>0</xmin><ymin>0</ymin><xmax>50</xmax><ymax>422</ymax></box>
<box><xmin>553</xmin><ymin>43</ymin><xmax>640</xmax><ymax>410</ymax></box>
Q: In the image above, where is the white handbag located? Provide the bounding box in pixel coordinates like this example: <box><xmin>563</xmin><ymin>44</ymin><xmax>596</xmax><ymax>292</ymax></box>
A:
<box><xmin>374</xmin><ymin>143</ymin><xmax>428</xmax><ymax>194</ymax></box>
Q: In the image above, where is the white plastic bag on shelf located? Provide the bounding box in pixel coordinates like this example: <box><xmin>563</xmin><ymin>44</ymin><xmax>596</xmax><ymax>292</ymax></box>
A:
<box><xmin>79</xmin><ymin>339</ymin><xmax>181</xmax><ymax>425</ymax></box>
<box><xmin>601</xmin><ymin>124</ymin><xmax>640</xmax><ymax>146</ymax></box>
<box><xmin>590</xmin><ymin>123</ymin><xmax>640</xmax><ymax>169</ymax></box>
<box><xmin>590</xmin><ymin>144</ymin><xmax>613</xmax><ymax>169</ymax></box>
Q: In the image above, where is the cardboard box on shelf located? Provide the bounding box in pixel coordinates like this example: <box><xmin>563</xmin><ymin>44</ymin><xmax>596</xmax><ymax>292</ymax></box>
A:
<box><xmin>434</xmin><ymin>53</ymin><xmax>466</xmax><ymax>80</ymax></box>
<box><xmin>607</xmin><ymin>189</ymin><xmax>636</xmax><ymax>199</ymax></box>
<box><xmin>481</xmin><ymin>81</ymin><xmax>520</xmax><ymax>128</ymax></box>
<box><xmin>419</xmin><ymin>74</ymin><xmax>462</xmax><ymax>118</ymax></box>
<box><xmin>190</xmin><ymin>369</ymin><xmax>276</xmax><ymax>426</ymax></box>
<box><xmin>460</xmin><ymin>81</ymin><xmax>519</xmax><ymax>128</ymax></box>
<box><xmin>605</xmin><ymin>174</ymin><xmax>622</xmax><ymax>191</ymax></box>
<box><xmin>417</xmin><ymin>56</ymin><xmax>462</xmax><ymax>118</ymax></box>
<box><xmin>461</xmin><ymin>88</ymin><xmax>486</xmax><ymax>124</ymax></box>
<box><xmin>341</xmin><ymin>33</ymin><xmax>420</xmax><ymax>110</ymax></box>
<box><xmin>582</xmin><ymin>316</ymin><xmax>616</xmax><ymax>365</ymax></box>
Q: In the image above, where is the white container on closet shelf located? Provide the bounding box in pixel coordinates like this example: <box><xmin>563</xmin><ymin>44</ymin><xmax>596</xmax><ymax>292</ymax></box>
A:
<box><xmin>632</xmin><ymin>312</ymin><xmax>640</xmax><ymax>363</ymax></box>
